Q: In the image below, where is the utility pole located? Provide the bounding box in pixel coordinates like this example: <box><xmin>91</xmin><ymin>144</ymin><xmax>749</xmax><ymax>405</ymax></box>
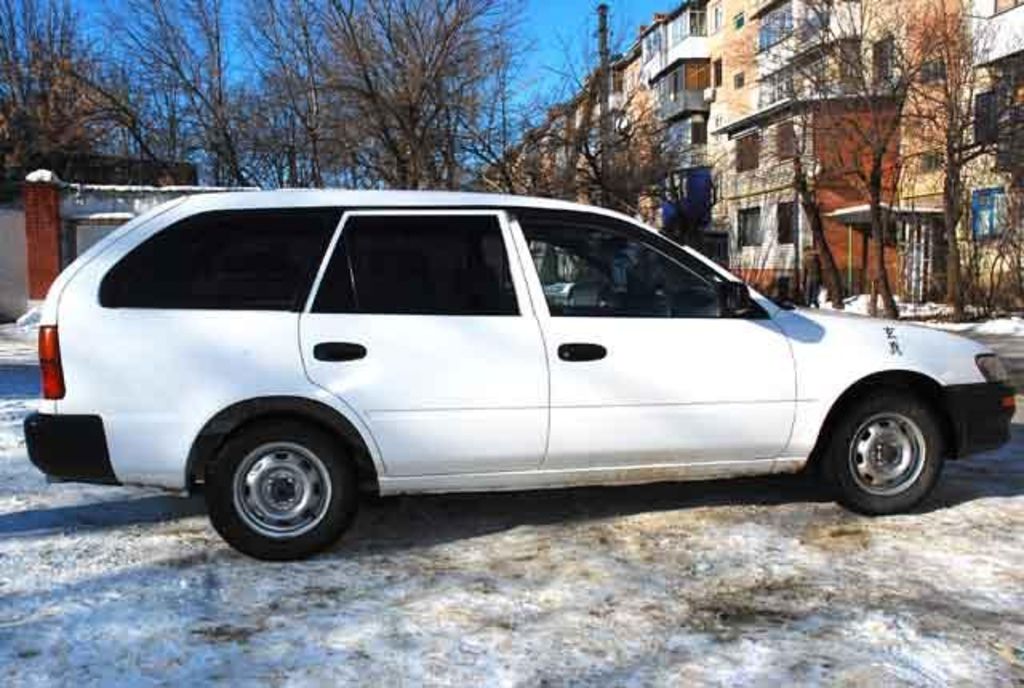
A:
<box><xmin>597</xmin><ymin>3</ymin><xmax>611</xmax><ymax>207</ymax></box>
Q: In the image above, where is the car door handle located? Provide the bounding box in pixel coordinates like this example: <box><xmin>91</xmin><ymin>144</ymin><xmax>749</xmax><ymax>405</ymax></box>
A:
<box><xmin>313</xmin><ymin>342</ymin><xmax>367</xmax><ymax>362</ymax></box>
<box><xmin>557</xmin><ymin>343</ymin><xmax>607</xmax><ymax>362</ymax></box>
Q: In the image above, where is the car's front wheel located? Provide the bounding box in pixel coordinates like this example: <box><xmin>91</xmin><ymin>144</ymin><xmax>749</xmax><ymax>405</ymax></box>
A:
<box><xmin>204</xmin><ymin>420</ymin><xmax>357</xmax><ymax>560</ymax></box>
<box><xmin>823</xmin><ymin>391</ymin><xmax>945</xmax><ymax>514</ymax></box>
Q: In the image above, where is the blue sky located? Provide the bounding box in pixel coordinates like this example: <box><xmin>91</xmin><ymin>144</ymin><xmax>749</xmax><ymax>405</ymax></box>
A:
<box><xmin>522</xmin><ymin>0</ymin><xmax>671</xmax><ymax>96</ymax></box>
<box><xmin>74</xmin><ymin>0</ymin><xmax>674</xmax><ymax>100</ymax></box>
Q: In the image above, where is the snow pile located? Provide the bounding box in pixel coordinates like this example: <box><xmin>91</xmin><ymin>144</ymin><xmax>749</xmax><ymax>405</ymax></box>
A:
<box><xmin>925</xmin><ymin>317</ymin><xmax>1024</xmax><ymax>337</ymax></box>
<box><xmin>15</xmin><ymin>307</ymin><xmax>40</xmax><ymax>330</ymax></box>
<box><xmin>820</xmin><ymin>294</ymin><xmax>959</xmax><ymax>320</ymax></box>
<box><xmin>24</xmin><ymin>169</ymin><xmax>61</xmax><ymax>184</ymax></box>
<box><xmin>817</xmin><ymin>295</ymin><xmax>1024</xmax><ymax>333</ymax></box>
<box><xmin>0</xmin><ymin>310</ymin><xmax>38</xmax><ymax>365</ymax></box>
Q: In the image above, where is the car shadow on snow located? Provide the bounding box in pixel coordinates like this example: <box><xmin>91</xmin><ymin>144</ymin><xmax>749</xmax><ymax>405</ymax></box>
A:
<box><xmin>1</xmin><ymin>425</ymin><xmax>1021</xmax><ymax>549</ymax></box>
<box><xmin>0</xmin><ymin>494</ymin><xmax>206</xmax><ymax>537</ymax></box>
<box><xmin>0</xmin><ymin>365</ymin><xmax>39</xmax><ymax>400</ymax></box>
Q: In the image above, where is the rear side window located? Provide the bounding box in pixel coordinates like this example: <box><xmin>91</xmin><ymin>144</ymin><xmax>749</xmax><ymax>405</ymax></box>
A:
<box><xmin>313</xmin><ymin>214</ymin><xmax>518</xmax><ymax>315</ymax></box>
<box><xmin>100</xmin><ymin>208</ymin><xmax>340</xmax><ymax>310</ymax></box>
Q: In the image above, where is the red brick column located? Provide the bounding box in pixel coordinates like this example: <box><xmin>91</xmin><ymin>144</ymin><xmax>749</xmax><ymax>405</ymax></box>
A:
<box><xmin>23</xmin><ymin>180</ymin><xmax>62</xmax><ymax>300</ymax></box>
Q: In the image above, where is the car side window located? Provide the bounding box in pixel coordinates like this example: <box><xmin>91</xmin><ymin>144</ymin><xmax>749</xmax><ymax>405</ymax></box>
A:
<box><xmin>521</xmin><ymin>217</ymin><xmax>721</xmax><ymax>318</ymax></box>
<box><xmin>99</xmin><ymin>208</ymin><xmax>339</xmax><ymax>310</ymax></box>
<box><xmin>313</xmin><ymin>214</ymin><xmax>519</xmax><ymax>316</ymax></box>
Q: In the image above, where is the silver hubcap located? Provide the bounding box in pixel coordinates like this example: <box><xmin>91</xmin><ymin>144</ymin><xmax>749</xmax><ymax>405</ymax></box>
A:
<box><xmin>232</xmin><ymin>442</ymin><xmax>332</xmax><ymax>538</ymax></box>
<box><xmin>848</xmin><ymin>412</ymin><xmax>927</xmax><ymax>496</ymax></box>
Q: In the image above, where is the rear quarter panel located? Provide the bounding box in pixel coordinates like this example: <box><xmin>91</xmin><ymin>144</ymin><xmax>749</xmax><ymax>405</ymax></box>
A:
<box><xmin>52</xmin><ymin>198</ymin><xmax>382</xmax><ymax>489</ymax></box>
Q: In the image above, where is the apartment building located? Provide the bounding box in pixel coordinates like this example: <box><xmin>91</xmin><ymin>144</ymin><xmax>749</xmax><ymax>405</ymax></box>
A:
<box><xmin>702</xmin><ymin>0</ymin><xmax>910</xmax><ymax>297</ymax></box>
<box><xmin>636</xmin><ymin>2</ymin><xmax>721</xmax><ymax>258</ymax></box>
<box><xmin>967</xmin><ymin>0</ymin><xmax>1023</xmax><ymax>236</ymax></box>
<box><xmin>510</xmin><ymin>0</ymin><xmax>1020</xmax><ymax>303</ymax></box>
<box><xmin>696</xmin><ymin>0</ymin><xmax>1024</xmax><ymax>300</ymax></box>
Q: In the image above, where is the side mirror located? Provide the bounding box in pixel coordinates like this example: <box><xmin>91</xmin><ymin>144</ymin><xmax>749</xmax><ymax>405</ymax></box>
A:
<box><xmin>718</xmin><ymin>281</ymin><xmax>755</xmax><ymax>317</ymax></box>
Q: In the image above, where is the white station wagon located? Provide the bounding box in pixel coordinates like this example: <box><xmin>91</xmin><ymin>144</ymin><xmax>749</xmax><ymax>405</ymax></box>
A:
<box><xmin>25</xmin><ymin>191</ymin><xmax>1015</xmax><ymax>559</ymax></box>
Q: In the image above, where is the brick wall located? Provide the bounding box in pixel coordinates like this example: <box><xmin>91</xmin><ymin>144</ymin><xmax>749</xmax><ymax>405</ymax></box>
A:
<box><xmin>22</xmin><ymin>181</ymin><xmax>61</xmax><ymax>300</ymax></box>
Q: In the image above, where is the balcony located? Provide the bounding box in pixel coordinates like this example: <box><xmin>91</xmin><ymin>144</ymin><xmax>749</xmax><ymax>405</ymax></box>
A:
<box><xmin>658</xmin><ymin>90</ymin><xmax>709</xmax><ymax>120</ymax></box>
<box><xmin>973</xmin><ymin>3</ymin><xmax>1024</xmax><ymax>64</ymax></box>
<box><xmin>751</xmin><ymin>0</ymin><xmax>790</xmax><ymax>20</ymax></box>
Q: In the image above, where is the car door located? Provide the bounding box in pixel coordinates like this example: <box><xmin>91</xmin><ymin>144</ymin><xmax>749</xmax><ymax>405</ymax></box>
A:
<box><xmin>509</xmin><ymin>208</ymin><xmax>796</xmax><ymax>470</ymax></box>
<box><xmin>300</xmin><ymin>209</ymin><xmax>549</xmax><ymax>477</ymax></box>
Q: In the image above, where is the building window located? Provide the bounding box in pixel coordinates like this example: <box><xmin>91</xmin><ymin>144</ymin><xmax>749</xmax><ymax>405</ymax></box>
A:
<box><xmin>685</xmin><ymin>61</ymin><xmax>711</xmax><ymax>90</ymax></box>
<box><xmin>777</xmin><ymin>202</ymin><xmax>796</xmax><ymax>245</ymax></box>
<box><xmin>690</xmin><ymin>8</ymin><xmax>707</xmax><ymax>36</ymax></box>
<box><xmin>734</xmin><ymin>71</ymin><xmax>745</xmax><ymax>89</ymax></box>
<box><xmin>691</xmin><ymin>120</ymin><xmax>708</xmax><ymax>145</ymax></box>
<box><xmin>671</xmin><ymin>16</ymin><xmax>686</xmax><ymax>45</ymax></box>
<box><xmin>777</xmin><ymin>120</ymin><xmax>797</xmax><ymax>159</ymax></box>
<box><xmin>643</xmin><ymin>30</ymin><xmax>663</xmax><ymax>62</ymax></box>
<box><xmin>738</xmin><ymin>207</ymin><xmax>763</xmax><ymax>247</ymax></box>
<box><xmin>758</xmin><ymin>4</ymin><xmax>793</xmax><ymax>51</ymax></box>
<box><xmin>734</xmin><ymin>11</ymin><xmax>745</xmax><ymax>30</ymax></box>
<box><xmin>972</xmin><ymin>188</ymin><xmax>1007</xmax><ymax>239</ymax></box>
<box><xmin>759</xmin><ymin>68</ymin><xmax>794</xmax><ymax>107</ymax></box>
<box><xmin>800</xmin><ymin>4</ymin><xmax>830</xmax><ymax>42</ymax></box>
<box><xmin>920</xmin><ymin>59</ymin><xmax>946</xmax><ymax>84</ymax></box>
<box><xmin>839</xmin><ymin>40</ymin><xmax>863</xmax><ymax>90</ymax></box>
<box><xmin>711</xmin><ymin>3</ymin><xmax>723</xmax><ymax>33</ymax></box>
<box><xmin>919</xmin><ymin>151</ymin><xmax>943</xmax><ymax>173</ymax></box>
<box><xmin>736</xmin><ymin>132</ymin><xmax>760</xmax><ymax>172</ymax></box>
<box><xmin>975</xmin><ymin>91</ymin><xmax>999</xmax><ymax>144</ymax></box>
<box><xmin>873</xmin><ymin>36</ymin><xmax>894</xmax><ymax>85</ymax></box>
<box><xmin>713</xmin><ymin>58</ymin><xmax>723</xmax><ymax>87</ymax></box>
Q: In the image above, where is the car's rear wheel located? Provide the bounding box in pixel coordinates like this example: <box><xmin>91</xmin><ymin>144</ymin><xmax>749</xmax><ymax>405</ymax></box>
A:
<box><xmin>205</xmin><ymin>420</ymin><xmax>357</xmax><ymax>560</ymax></box>
<box><xmin>823</xmin><ymin>391</ymin><xmax>945</xmax><ymax>514</ymax></box>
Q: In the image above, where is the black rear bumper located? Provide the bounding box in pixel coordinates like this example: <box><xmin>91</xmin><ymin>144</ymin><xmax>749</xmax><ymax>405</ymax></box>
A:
<box><xmin>945</xmin><ymin>382</ymin><xmax>1016</xmax><ymax>458</ymax></box>
<box><xmin>23</xmin><ymin>413</ymin><xmax>120</xmax><ymax>485</ymax></box>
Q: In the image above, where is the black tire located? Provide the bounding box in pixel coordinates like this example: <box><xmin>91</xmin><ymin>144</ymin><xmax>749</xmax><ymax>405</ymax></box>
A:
<box><xmin>204</xmin><ymin>419</ymin><xmax>357</xmax><ymax>560</ymax></box>
<box><xmin>822</xmin><ymin>390</ymin><xmax>945</xmax><ymax>515</ymax></box>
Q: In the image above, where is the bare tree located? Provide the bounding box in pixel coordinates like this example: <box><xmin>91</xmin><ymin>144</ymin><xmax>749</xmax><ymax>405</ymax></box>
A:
<box><xmin>906</xmin><ymin>2</ymin><xmax>1024</xmax><ymax>319</ymax></box>
<box><xmin>323</xmin><ymin>0</ymin><xmax>520</xmax><ymax>189</ymax></box>
<box><xmin>793</xmin><ymin>0</ymin><xmax>935</xmax><ymax>318</ymax></box>
<box><xmin>106</xmin><ymin>0</ymin><xmax>251</xmax><ymax>185</ymax></box>
<box><xmin>244</xmin><ymin>0</ymin><xmax>337</xmax><ymax>187</ymax></box>
<box><xmin>0</xmin><ymin>0</ymin><xmax>105</xmax><ymax>174</ymax></box>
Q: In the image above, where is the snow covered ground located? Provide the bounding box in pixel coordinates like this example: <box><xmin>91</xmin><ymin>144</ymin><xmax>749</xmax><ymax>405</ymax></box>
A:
<box><xmin>818</xmin><ymin>294</ymin><xmax>1024</xmax><ymax>338</ymax></box>
<box><xmin>0</xmin><ymin>339</ymin><xmax>1022</xmax><ymax>685</ymax></box>
<box><xmin>0</xmin><ymin>322</ymin><xmax>36</xmax><ymax>367</ymax></box>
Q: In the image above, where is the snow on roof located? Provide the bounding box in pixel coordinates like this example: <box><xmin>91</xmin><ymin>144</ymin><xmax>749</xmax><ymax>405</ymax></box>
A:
<box><xmin>23</xmin><ymin>169</ymin><xmax>258</xmax><ymax>193</ymax></box>
<box><xmin>66</xmin><ymin>183</ymin><xmax>260</xmax><ymax>194</ymax></box>
<box><xmin>61</xmin><ymin>211</ymin><xmax>137</xmax><ymax>222</ymax></box>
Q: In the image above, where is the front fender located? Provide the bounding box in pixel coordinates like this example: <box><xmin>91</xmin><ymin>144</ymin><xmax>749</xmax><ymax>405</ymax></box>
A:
<box><xmin>772</xmin><ymin>309</ymin><xmax>990</xmax><ymax>459</ymax></box>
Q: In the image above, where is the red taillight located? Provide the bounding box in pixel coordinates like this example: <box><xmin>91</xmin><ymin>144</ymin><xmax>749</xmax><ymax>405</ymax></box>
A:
<box><xmin>39</xmin><ymin>325</ymin><xmax>65</xmax><ymax>400</ymax></box>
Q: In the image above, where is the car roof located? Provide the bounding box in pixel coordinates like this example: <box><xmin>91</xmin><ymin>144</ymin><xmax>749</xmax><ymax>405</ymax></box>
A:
<box><xmin>176</xmin><ymin>189</ymin><xmax>645</xmax><ymax>226</ymax></box>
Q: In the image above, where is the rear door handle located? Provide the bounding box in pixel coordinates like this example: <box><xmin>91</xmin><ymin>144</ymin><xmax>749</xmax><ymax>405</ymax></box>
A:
<box><xmin>314</xmin><ymin>342</ymin><xmax>367</xmax><ymax>362</ymax></box>
<box><xmin>557</xmin><ymin>343</ymin><xmax>607</xmax><ymax>362</ymax></box>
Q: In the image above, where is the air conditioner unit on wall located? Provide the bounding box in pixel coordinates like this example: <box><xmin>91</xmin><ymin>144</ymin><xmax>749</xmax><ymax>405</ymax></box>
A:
<box><xmin>704</xmin><ymin>87</ymin><xmax>716</xmax><ymax>102</ymax></box>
